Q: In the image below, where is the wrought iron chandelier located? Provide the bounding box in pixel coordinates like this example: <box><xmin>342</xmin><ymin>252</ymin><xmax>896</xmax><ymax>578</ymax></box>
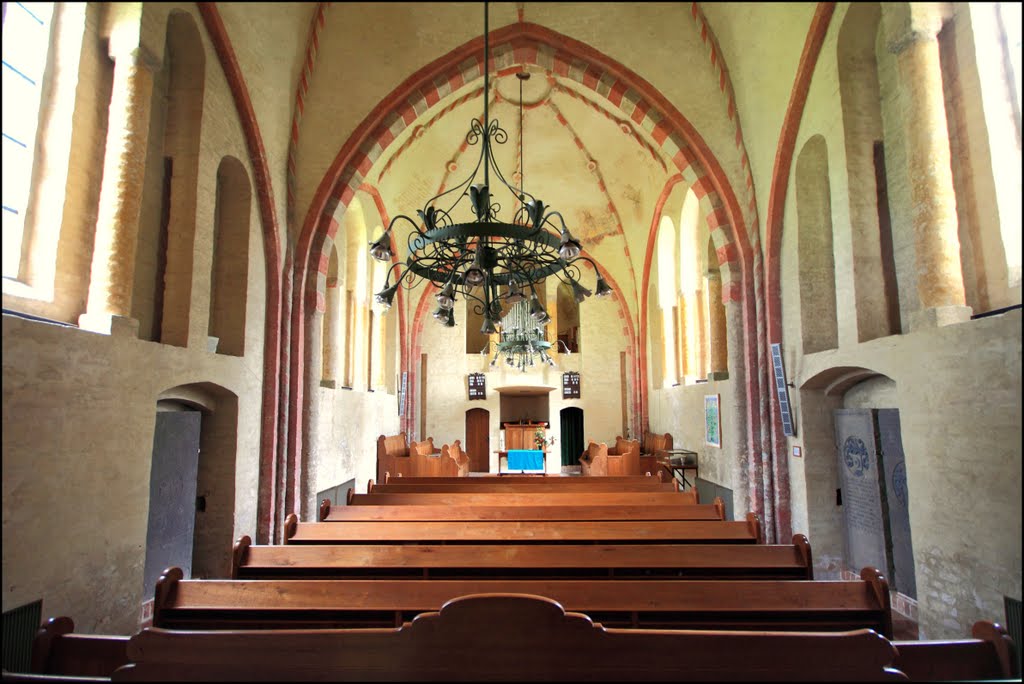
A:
<box><xmin>369</xmin><ymin>2</ymin><xmax>612</xmax><ymax>349</ymax></box>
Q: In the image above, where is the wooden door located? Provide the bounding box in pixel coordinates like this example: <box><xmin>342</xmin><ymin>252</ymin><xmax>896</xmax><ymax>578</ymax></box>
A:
<box><xmin>144</xmin><ymin>410</ymin><xmax>201</xmax><ymax>599</ymax></box>
<box><xmin>465</xmin><ymin>408</ymin><xmax>490</xmax><ymax>472</ymax></box>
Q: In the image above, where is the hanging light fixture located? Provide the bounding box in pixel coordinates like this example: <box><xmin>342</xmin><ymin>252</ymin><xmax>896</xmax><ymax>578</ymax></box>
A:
<box><xmin>369</xmin><ymin>1</ymin><xmax>612</xmax><ymax>345</ymax></box>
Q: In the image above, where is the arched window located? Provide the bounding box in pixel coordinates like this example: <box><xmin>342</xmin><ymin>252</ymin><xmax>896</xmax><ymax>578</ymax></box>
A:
<box><xmin>838</xmin><ymin>2</ymin><xmax>900</xmax><ymax>341</ymax></box>
<box><xmin>706</xmin><ymin>238</ymin><xmax>729</xmax><ymax>377</ymax></box>
<box><xmin>465</xmin><ymin>285</ymin><xmax>489</xmax><ymax>354</ymax></box>
<box><xmin>2</xmin><ymin>2</ymin><xmax>92</xmax><ymax>319</ymax></box>
<box><xmin>321</xmin><ymin>245</ymin><xmax>341</xmax><ymax>387</ymax></box>
<box><xmin>797</xmin><ymin>135</ymin><xmax>839</xmax><ymax>354</ymax></box>
<box><xmin>133</xmin><ymin>10</ymin><xmax>205</xmax><ymax>346</ymax></box>
<box><xmin>368</xmin><ymin>258</ymin><xmax>387</xmax><ymax>389</ymax></box>
<box><xmin>556</xmin><ymin>280</ymin><xmax>580</xmax><ymax>353</ymax></box>
<box><xmin>342</xmin><ymin>199</ymin><xmax>368</xmax><ymax>389</ymax></box>
<box><xmin>657</xmin><ymin>215</ymin><xmax>678</xmax><ymax>386</ymax></box>
<box><xmin>678</xmin><ymin>189</ymin><xmax>704</xmax><ymax>382</ymax></box>
<box><xmin>207</xmin><ymin>157</ymin><xmax>250</xmax><ymax>357</ymax></box>
<box><xmin>938</xmin><ymin>2</ymin><xmax>1022</xmax><ymax>314</ymax></box>
<box><xmin>2</xmin><ymin>1</ymin><xmax>56</xmax><ymax>280</ymax></box>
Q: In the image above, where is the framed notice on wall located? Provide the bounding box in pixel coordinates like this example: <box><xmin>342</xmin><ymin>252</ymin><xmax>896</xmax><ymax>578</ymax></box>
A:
<box><xmin>562</xmin><ymin>372</ymin><xmax>581</xmax><ymax>399</ymax></box>
<box><xmin>704</xmin><ymin>394</ymin><xmax>722</xmax><ymax>448</ymax></box>
<box><xmin>468</xmin><ymin>373</ymin><xmax>486</xmax><ymax>400</ymax></box>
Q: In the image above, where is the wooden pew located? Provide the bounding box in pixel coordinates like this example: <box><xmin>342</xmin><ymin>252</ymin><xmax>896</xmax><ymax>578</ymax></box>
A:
<box><xmin>233</xmin><ymin>534</ymin><xmax>812</xmax><ymax>580</ymax></box>
<box><xmin>368</xmin><ymin>480</ymin><xmax>678</xmax><ymax>493</ymax></box>
<box><xmin>114</xmin><ymin>593</ymin><xmax>906</xmax><ymax>681</ymax></box>
<box><xmin>579</xmin><ymin>439</ymin><xmax>641</xmax><ymax>476</ymax></box>
<box><xmin>892</xmin><ymin>620</ymin><xmax>1019</xmax><ymax>681</ymax></box>
<box><xmin>25</xmin><ymin>616</ymin><xmax>130</xmax><ymax>679</ymax></box>
<box><xmin>346</xmin><ymin>490</ymin><xmax>698</xmax><ymax>507</ymax></box>
<box><xmin>376</xmin><ymin>434</ymin><xmax>467</xmax><ymax>481</ymax></box>
<box><xmin>383</xmin><ymin>473</ymin><xmax>668</xmax><ymax>483</ymax></box>
<box><xmin>150</xmin><ymin>566</ymin><xmax>893</xmax><ymax>636</ymax></box>
<box><xmin>319</xmin><ymin>499</ymin><xmax>726</xmax><ymax>522</ymax></box>
<box><xmin>284</xmin><ymin>514</ymin><xmax>763</xmax><ymax>545</ymax></box>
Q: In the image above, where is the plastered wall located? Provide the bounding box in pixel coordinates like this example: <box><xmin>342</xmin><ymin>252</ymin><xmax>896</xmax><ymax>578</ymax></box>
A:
<box><xmin>771</xmin><ymin>2</ymin><xmax>1022</xmax><ymax>638</ymax></box>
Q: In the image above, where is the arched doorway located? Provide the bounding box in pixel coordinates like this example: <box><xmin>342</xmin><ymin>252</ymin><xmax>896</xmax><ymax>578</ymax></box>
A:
<box><xmin>465</xmin><ymin>408</ymin><xmax>490</xmax><ymax>473</ymax></box>
<box><xmin>143</xmin><ymin>402</ymin><xmax>201</xmax><ymax>602</ymax></box>
<box><xmin>560</xmin><ymin>407</ymin><xmax>584</xmax><ymax>468</ymax></box>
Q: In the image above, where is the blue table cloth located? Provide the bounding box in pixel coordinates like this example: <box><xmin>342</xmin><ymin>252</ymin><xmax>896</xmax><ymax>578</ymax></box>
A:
<box><xmin>507</xmin><ymin>449</ymin><xmax>544</xmax><ymax>471</ymax></box>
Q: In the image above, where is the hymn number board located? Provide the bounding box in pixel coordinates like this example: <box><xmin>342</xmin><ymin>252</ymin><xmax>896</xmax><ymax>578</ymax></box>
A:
<box><xmin>467</xmin><ymin>373</ymin><xmax>486</xmax><ymax>400</ymax></box>
<box><xmin>562</xmin><ymin>372</ymin><xmax>581</xmax><ymax>399</ymax></box>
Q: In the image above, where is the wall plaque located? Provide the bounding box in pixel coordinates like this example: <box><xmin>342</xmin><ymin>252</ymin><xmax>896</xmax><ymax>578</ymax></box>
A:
<box><xmin>562</xmin><ymin>372</ymin><xmax>581</xmax><ymax>399</ymax></box>
<box><xmin>467</xmin><ymin>372</ymin><xmax>486</xmax><ymax>400</ymax></box>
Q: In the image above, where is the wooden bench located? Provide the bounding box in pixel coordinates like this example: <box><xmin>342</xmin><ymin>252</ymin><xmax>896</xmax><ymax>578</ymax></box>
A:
<box><xmin>284</xmin><ymin>514</ymin><xmax>763</xmax><ymax>545</ymax></box>
<box><xmin>892</xmin><ymin>620</ymin><xmax>1019</xmax><ymax>681</ymax></box>
<box><xmin>319</xmin><ymin>499</ymin><xmax>726</xmax><ymax>522</ymax></box>
<box><xmin>151</xmin><ymin>566</ymin><xmax>892</xmax><ymax>635</ymax></box>
<box><xmin>376</xmin><ymin>434</ymin><xmax>468</xmax><ymax>481</ymax></box>
<box><xmin>579</xmin><ymin>438</ymin><xmax>641</xmax><ymax>476</ymax></box>
<box><xmin>114</xmin><ymin>593</ymin><xmax>906</xmax><ymax>681</ymax></box>
<box><xmin>346</xmin><ymin>490</ymin><xmax>698</xmax><ymax>506</ymax></box>
<box><xmin>639</xmin><ymin>430</ymin><xmax>673</xmax><ymax>475</ymax></box>
<box><xmin>368</xmin><ymin>480</ymin><xmax>678</xmax><ymax>493</ymax></box>
<box><xmin>382</xmin><ymin>473</ymin><xmax>668</xmax><ymax>483</ymax></box>
<box><xmin>25</xmin><ymin>616</ymin><xmax>130</xmax><ymax>679</ymax></box>
<box><xmin>233</xmin><ymin>534</ymin><xmax>812</xmax><ymax>580</ymax></box>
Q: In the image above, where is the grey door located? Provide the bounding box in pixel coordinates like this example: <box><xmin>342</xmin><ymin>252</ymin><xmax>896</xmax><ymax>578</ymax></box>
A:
<box><xmin>833</xmin><ymin>408</ymin><xmax>890</xmax><ymax>578</ymax></box>
<box><xmin>877</xmin><ymin>409</ymin><xmax>916</xmax><ymax>598</ymax></box>
<box><xmin>142</xmin><ymin>410</ymin><xmax>201</xmax><ymax>601</ymax></box>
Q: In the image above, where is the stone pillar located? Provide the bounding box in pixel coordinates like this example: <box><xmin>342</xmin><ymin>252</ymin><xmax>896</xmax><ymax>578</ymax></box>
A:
<box><xmin>886</xmin><ymin>3</ymin><xmax>972</xmax><ymax>329</ymax></box>
<box><xmin>321</xmin><ymin>279</ymin><xmax>341</xmax><ymax>387</ymax></box>
<box><xmin>707</xmin><ymin>271</ymin><xmax>729</xmax><ymax>378</ymax></box>
<box><xmin>79</xmin><ymin>42</ymin><xmax>158</xmax><ymax>336</ymax></box>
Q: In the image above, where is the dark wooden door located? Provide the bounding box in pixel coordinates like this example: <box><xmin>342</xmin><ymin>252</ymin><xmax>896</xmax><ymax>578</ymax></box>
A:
<box><xmin>465</xmin><ymin>408</ymin><xmax>490</xmax><ymax>472</ymax></box>
<box><xmin>144</xmin><ymin>410</ymin><xmax>201</xmax><ymax>600</ymax></box>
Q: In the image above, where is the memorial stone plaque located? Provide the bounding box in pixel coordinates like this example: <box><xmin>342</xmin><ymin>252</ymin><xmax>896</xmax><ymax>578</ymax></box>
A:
<box><xmin>833</xmin><ymin>409</ymin><xmax>890</xmax><ymax>577</ymax></box>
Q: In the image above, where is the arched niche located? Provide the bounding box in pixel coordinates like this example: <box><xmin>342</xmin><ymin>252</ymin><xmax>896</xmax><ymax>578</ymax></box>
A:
<box><xmin>796</xmin><ymin>135</ymin><xmax>839</xmax><ymax>354</ymax></box>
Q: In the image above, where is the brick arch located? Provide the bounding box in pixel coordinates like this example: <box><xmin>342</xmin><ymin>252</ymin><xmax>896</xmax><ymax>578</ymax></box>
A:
<box><xmin>290</xmin><ymin>19</ymin><xmax>755</xmax><ymax>516</ymax></box>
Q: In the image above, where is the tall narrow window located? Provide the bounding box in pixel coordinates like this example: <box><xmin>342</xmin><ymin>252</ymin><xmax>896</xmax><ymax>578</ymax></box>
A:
<box><xmin>207</xmin><ymin>157</ymin><xmax>250</xmax><ymax>356</ymax></box>
<box><xmin>556</xmin><ymin>280</ymin><xmax>580</xmax><ymax>353</ymax></box>
<box><xmin>2</xmin><ymin>2</ymin><xmax>54</xmax><ymax>279</ymax></box>
<box><xmin>656</xmin><ymin>216</ymin><xmax>677</xmax><ymax>386</ymax></box>
<box><xmin>341</xmin><ymin>199</ymin><xmax>367</xmax><ymax>389</ymax></box>
<box><xmin>322</xmin><ymin>247</ymin><xmax>340</xmax><ymax>386</ymax></box>
<box><xmin>678</xmin><ymin>189</ymin><xmax>701</xmax><ymax>382</ymax></box>
<box><xmin>133</xmin><ymin>11</ymin><xmax>205</xmax><ymax>346</ymax></box>
<box><xmin>797</xmin><ymin>135</ymin><xmax>839</xmax><ymax>354</ymax></box>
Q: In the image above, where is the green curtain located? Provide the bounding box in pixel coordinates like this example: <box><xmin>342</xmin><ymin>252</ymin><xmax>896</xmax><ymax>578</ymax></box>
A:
<box><xmin>560</xmin><ymin>407</ymin><xmax>584</xmax><ymax>467</ymax></box>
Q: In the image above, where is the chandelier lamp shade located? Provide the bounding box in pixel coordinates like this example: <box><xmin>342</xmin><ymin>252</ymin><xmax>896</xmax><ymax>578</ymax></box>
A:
<box><xmin>369</xmin><ymin>2</ymin><xmax>612</xmax><ymax>342</ymax></box>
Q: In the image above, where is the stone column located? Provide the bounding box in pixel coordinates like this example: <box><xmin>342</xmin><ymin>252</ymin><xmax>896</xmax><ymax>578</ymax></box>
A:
<box><xmin>79</xmin><ymin>42</ymin><xmax>158</xmax><ymax>336</ymax></box>
<box><xmin>886</xmin><ymin>3</ymin><xmax>972</xmax><ymax>329</ymax></box>
<box><xmin>706</xmin><ymin>271</ymin><xmax>729</xmax><ymax>379</ymax></box>
<box><xmin>321</xmin><ymin>278</ymin><xmax>341</xmax><ymax>387</ymax></box>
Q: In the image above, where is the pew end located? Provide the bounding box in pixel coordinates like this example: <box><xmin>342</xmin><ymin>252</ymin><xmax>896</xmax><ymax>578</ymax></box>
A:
<box><xmin>283</xmin><ymin>513</ymin><xmax>298</xmax><ymax>543</ymax></box>
<box><xmin>230</xmin><ymin>535</ymin><xmax>251</xmax><ymax>579</ymax></box>
<box><xmin>745</xmin><ymin>512</ymin><xmax>763</xmax><ymax>544</ymax></box>
<box><xmin>893</xmin><ymin>620</ymin><xmax>1018</xmax><ymax>681</ymax></box>
<box><xmin>24</xmin><ymin>616</ymin><xmax>130</xmax><ymax>680</ymax></box>
<box><xmin>793</xmin><ymin>534</ymin><xmax>813</xmax><ymax>580</ymax></box>
<box><xmin>319</xmin><ymin>499</ymin><xmax>330</xmax><ymax>522</ymax></box>
<box><xmin>859</xmin><ymin>566</ymin><xmax>894</xmax><ymax>639</ymax></box>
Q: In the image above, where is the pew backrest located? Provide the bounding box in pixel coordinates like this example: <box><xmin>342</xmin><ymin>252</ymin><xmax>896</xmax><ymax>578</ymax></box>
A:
<box><xmin>30</xmin><ymin>617</ymin><xmax>130</xmax><ymax>678</ymax></box>
<box><xmin>345</xmin><ymin>491</ymin><xmax>699</xmax><ymax>506</ymax></box>
<box><xmin>233</xmin><ymin>534</ymin><xmax>812</xmax><ymax>581</ymax></box>
<box><xmin>318</xmin><ymin>500</ymin><xmax>725</xmax><ymax>522</ymax></box>
<box><xmin>152</xmin><ymin>568</ymin><xmax>892</xmax><ymax>636</ymax></box>
<box><xmin>115</xmin><ymin>593</ymin><xmax>906</xmax><ymax>681</ymax></box>
<box><xmin>284</xmin><ymin>517</ymin><xmax>761</xmax><ymax>545</ymax></box>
